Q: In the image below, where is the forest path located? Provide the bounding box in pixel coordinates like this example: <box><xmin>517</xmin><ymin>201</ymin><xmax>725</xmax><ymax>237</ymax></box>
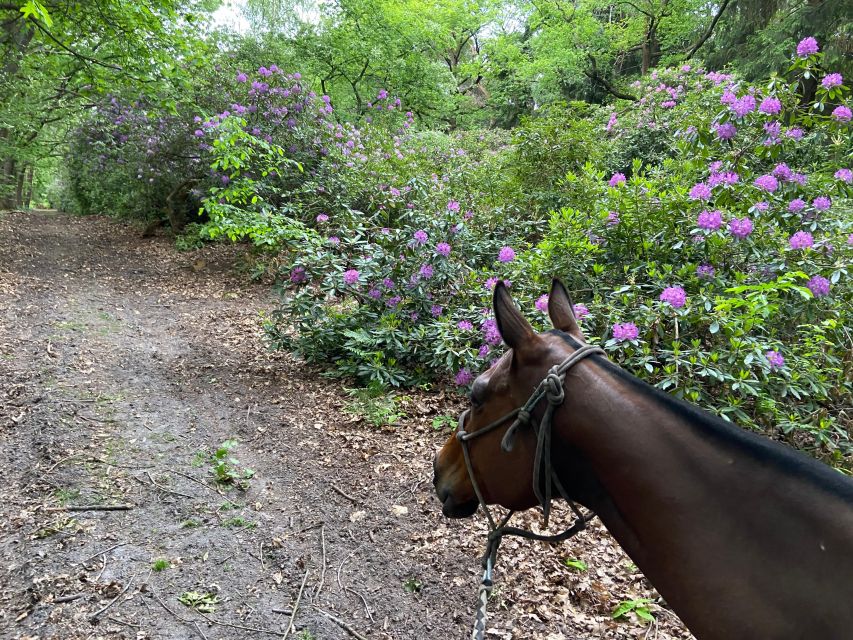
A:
<box><xmin>0</xmin><ymin>210</ymin><xmax>689</xmax><ymax>640</ymax></box>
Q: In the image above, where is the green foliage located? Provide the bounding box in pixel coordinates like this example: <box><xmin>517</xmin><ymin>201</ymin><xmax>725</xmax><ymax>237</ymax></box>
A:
<box><xmin>344</xmin><ymin>383</ymin><xmax>407</xmax><ymax>427</ymax></box>
<box><xmin>612</xmin><ymin>597</ymin><xmax>655</xmax><ymax>623</ymax></box>
<box><xmin>178</xmin><ymin>591</ymin><xmax>219</xmax><ymax>613</ymax></box>
<box><xmin>195</xmin><ymin>440</ymin><xmax>255</xmax><ymax>488</ymax></box>
<box><xmin>564</xmin><ymin>557</ymin><xmax>588</xmax><ymax>572</ymax></box>
<box><xmin>151</xmin><ymin>558</ymin><xmax>170</xmax><ymax>571</ymax></box>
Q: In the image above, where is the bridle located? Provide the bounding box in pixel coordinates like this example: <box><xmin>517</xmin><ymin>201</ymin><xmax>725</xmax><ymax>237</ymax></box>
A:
<box><xmin>454</xmin><ymin>342</ymin><xmax>605</xmax><ymax>640</ymax></box>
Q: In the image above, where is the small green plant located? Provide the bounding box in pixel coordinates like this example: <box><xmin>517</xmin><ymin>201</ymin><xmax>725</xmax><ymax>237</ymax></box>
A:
<box><xmin>151</xmin><ymin>558</ymin><xmax>170</xmax><ymax>571</ymax></box>
<box><xmin>195</xmin><ymin>440</ymin><xmax>255</xmax><ymax>488</ymax></box>
<box><xmin>222</xmin><ymin>515</ymin><xmax>255</xmax><ymax>528</ymax></box>
<box><xmin>612</xmin><ymin>598</ymin><xmax>655</xmax><ymax>623</ymax></box>
<box><xmin>54</xmin><ymin>488</ymin><xmax>80</xmax><ymax>505</ymax></box>
<box><xmin>180</xmin><ymin>518</ymin><xmax>202</xmax><ymax>528</ymax></box>
<box><xmin>564</xmin><ymin>557</ymin><xmax>588</xmax><ymax>572</ymax></box>
<box><xmin>344</xmin><ymin>382</ymin><xmax>406</xmax><ymax>427</ymax></box>
<box><xmin>297</xmin><ymin>632</ymin><xmax>316</xmax><ymax>640</ymax></box>
<box><xmin>431</xmin><ymin>414</ymin><xmax>456</xmax><ymax>431</ymax></box>
<box><xmin>178</xmin><ymin>591</ymin><xmax>219</xmax><ymax>613</ymax></box>
<box><xmin>403</xmin><ymin>577</ymin><xmax>423</xmax><ymax>593</ymax></box>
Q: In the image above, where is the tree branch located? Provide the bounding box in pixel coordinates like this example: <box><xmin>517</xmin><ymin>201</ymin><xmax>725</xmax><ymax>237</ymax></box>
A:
<box><xmin>30</xmin><ymin>18</ymin><xmax>124</xmax><ymax>71</ymax></box>
<box><xmin>685</xmin><ymin>0</ymin><xmax>733</xmax><ymax>59</ymax></box>
<box><xmin>584</xmin><ymin>55</ymin><xmax>638</xmax><ymax>101</ymax></box>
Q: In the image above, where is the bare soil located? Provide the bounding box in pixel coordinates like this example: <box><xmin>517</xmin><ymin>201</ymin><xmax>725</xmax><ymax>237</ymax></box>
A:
<box><xmin>0</xmin><ymin>210</ymin><xmax>691</xmax><ymax>640</ymax></box>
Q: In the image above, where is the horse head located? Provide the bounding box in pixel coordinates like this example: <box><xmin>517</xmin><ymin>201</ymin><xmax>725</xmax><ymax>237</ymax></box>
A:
<box><xmin>433</xmin><ymin>279</ymin><xmax>588</xmax><ymax>518</ymax></box>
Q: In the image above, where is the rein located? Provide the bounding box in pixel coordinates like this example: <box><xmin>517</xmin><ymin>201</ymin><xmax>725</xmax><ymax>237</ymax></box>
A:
<box><xmin>455</xmin><ymin>343</ymin><xmax>604</xmax><ymax>640</ymax></box>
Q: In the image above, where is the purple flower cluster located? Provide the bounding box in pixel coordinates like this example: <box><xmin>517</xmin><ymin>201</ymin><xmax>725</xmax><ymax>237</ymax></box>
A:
<box><xmin>343</xmin><ymin>269</ymin><xmax>360</xmax><ymax>286</ymax></box>
<box><xmin>753</xmin><ymin>174</ymin><xmax>779</xmax><ymax>192</ymax></box>
<box><xmin>713</xmin><ymin>123</ymin><xmax>737</xmax><ymax>140</ymax></box>
<box><xmin>689</xmin><ymin>182</ymin><xmax>712</xmax><ymax>201</ymax></box>
<box><xmin>457</xmin><ymin>320</ymin><xmax>473</xmax><ymax>331</ymax></box>
<box><xmin>728</xmin><ymin>217</ymin><xmax>754</xmax><ymax>239</ymax></box>
<box><xmin>788</xmin><ymin>198</ymin><xmax>805</xmax><ymax>212</ymax></box>
<box><xmin>788</xmin><ymin>231</ymin><xmax>814</xmax><ymax>250</ymax></box>
<box><xmin>696</xmin><ymin>263</ymin><xmax>716</xmax><ymax>279</ymax></box>
<box><xmin>835</xmin><ymin>168</ymin><xmax>853</xmax><ymax>183</ymax></box>
<box><xmin>413</xmin><ymin>230</ymin><xmax>428</xmax><ymax>245</ymax></box>
<box><xmin>807</xmin><ymin>275</ymin><xmax>830</xmax><ymax>298</ymax></box>
<box><xmin>535</xmin><ymin>295</ymin><xmax>549</xmax><ymax>312</ymax></box>
<box><xmin>612</xmin><ymin>322</ymin><xmax>639</xmax><ymax>342</ymax></box>
<box><xmin>455</xmin><ymin>368</ymin><xmax>474</xmax><ymax>386</ymax></box>
<box><xmin>573</xmin><ymin>303</ymin><xmax>589</xmax><ymax>319</ymax></box>
<box><xmin>796</xmin><ymin>37</ymin><xmax>819</xmax><ymax>58</ymax></box>
<box><xmin>833</xmin><ymin>105</ymin><xmax>852</xmax><ymax>122</ymax></box>
<box><xmin>766</xmin><ymin>350</ymin><xmax>785</xmax><ymax>370</ymax></box>
<box><xmin>697</xmin><ymin>209</ymin><xmax>723</xmax><ymax>230</ymax></box>
<box><xmin>813</xmin><ymin>196</ymin><xmax>831</xmax><ymax>211</ymax></box>
<box><xmin>822</xmin><ymin>73</ymin><xmax>843</xmax><ymax>89</ymax></box>
<box><xmin>436</xmin><ymin>242</ymin><xmax>451</xmax><ymax>257</ymax></box>
<box><xmin>659</xmin><ymin>286</ymin><xmax>687</xmax><ymax>308</ymax></box>
<box><xmin>481</xmin><ymin>318</ymin><xmax>502</xmax><ymax>346</ymax></box>
<box><xmin>730</xmin><ymin>95</ymin><xmax>756</xmax><ymax>118</ymax></box>
<box><xmin>609</xmin><ymin>173</ymin><xmax>627</xmax><ymax>187</ymax></box>
<box><xmin>498</xmin><ymin>246</ymin><xmax>516</xmax><ymax>263</ymax></box>
<box><xmin>759</xmin><ymin>97</ymin><xmax>782</xmax><ymax>115</ymax></box>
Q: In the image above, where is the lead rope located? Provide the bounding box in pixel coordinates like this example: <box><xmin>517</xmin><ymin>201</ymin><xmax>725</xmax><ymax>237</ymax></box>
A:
<box><xmin>457</xmin><ymin>344</ymin><xmax>605</xmax><ymax>640</ymax></box>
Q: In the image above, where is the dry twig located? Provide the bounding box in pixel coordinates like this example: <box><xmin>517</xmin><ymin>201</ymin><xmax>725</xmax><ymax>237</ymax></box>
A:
<box><xmin>314</xmin><ymin>607</ymin><xmax>368</xmax><ymax>640</ymax></box>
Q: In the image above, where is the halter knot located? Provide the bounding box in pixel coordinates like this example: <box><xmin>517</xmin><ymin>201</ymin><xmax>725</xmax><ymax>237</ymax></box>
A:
<box><xmin>544</xmin><ymin>371</ymin><xmax>565</xmax><ymax>404</ymax></box>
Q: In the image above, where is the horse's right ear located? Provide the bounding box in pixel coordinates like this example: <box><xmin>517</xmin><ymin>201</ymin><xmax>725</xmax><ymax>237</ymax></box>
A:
<box><xmin>548</xmin><ymin>279</ymin><xmax>583</xmax><ymax>338</ymax></box>
<box><xmin>493</xmin><ymin>283</ymin><xmax>535</xmax><ymax>351</ymax></box>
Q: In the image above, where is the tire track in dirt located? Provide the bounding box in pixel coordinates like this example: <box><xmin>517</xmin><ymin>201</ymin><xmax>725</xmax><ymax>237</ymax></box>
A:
<box><xmin>0</xmin><ymin>211</ymin><xmax>691</xmax><ymax>640</ymax></box>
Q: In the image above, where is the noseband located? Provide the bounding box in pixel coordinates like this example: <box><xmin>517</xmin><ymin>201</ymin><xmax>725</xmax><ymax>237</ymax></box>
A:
<box><xmin>454</xmin><ymin>343</ymin><xmax>604</xmax><ymax>639</ymax></box>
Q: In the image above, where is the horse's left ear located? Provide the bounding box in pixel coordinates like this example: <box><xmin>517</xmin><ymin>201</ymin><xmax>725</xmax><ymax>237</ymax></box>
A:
<box><xmin>493</xmin><ymin>282</ymin><xmax>535</xmax><ymax>351</ymax></box>
<box><xmin>548</xmin><ymin>279</ymin><xmax>584</xmax><ymax>338</ymax></box>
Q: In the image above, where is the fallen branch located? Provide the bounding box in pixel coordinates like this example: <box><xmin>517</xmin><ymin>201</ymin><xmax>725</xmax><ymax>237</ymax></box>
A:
<box><xmin>283</xmin><ymin>566</ymin><xmax>310</xmax><ymax>639</ymax></box>
<box><xmin>345</xmin><ymin>587</ymin><xmax>374</xmax><ymax>623</ymax></box>
<box><xmin>47</xmin><ymin>504</ymin><xmax>133</xmax><ymax>512</ymax></box>
<box><xmin>314</xmin><ymin>524</ymin><xmax>327</xmax><ymax>599</ymax></box>
<box><xmin>54</xmin><ymin>592</ymin><xmax>87</xmax><ymax>604</ymax></box>
<box><xmin>330</xmin><ymin>484</ymin><xmax>360</xmax><ymax>504</ymax></box>
<box><xmin>314</xmin><ymin>607</ymin><xmax>368</xmax><ymax>640</ymax></box>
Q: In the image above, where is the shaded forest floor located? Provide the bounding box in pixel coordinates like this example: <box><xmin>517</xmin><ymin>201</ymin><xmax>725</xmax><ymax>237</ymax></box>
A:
<box><xmin>0</xmin><ymin>210</ymin><xmax>691</xmax><ymax>639</ymax></box>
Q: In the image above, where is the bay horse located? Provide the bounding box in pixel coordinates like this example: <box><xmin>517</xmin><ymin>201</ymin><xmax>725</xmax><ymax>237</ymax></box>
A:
<box><xmin>433</xmin><ymin>280</ymin><xmax>853</xmax><ymax>640</ymax></box>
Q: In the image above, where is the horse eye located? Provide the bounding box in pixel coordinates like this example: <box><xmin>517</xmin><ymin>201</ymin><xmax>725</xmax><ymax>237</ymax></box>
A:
<box><xmin>470</xmin><ymin>380</ymin><xmax>487</xmax><ymax>407</ymax></box>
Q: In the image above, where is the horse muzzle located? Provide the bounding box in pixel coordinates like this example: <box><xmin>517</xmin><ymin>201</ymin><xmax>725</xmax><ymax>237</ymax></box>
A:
<box><xmin>433</xmin><ymin>451</ymin><xmax>479</xmax><ymax>518</ymax></box>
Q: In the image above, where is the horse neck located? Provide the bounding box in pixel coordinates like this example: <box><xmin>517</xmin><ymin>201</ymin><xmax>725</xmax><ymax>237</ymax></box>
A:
<box><xmin>551</xmin><ymin>357</ymin><xmax>853</xmax><ymax>640</ymax></box>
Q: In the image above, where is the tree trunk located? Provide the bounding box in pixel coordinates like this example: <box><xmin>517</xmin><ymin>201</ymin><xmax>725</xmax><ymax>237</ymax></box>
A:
<box><xmin>15</xmin><ymin>165</ymin><xmax>26</xmax><ymax>208</ymax></box>
<box><xmin>23</xmin><ymin>164</ymin><xmax>34</xmax><ymax>208</ymax></box>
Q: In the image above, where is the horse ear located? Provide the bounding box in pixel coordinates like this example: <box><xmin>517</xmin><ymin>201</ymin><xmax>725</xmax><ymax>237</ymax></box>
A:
<box><xmin>493</xmin><ymin>282</ymin><xmax>535</xmax><ymax>351</ymax></box>
<box><xmin>548</xmin><ymin>279</ymin><xmax>584</xmax><ymax>338</ymax></box>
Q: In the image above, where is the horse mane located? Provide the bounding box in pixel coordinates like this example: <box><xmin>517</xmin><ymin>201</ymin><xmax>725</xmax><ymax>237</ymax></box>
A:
<box><xmin>549</xmin><ymin>330</ymin><xmax>853</xmax><ymax>501</ymax></box>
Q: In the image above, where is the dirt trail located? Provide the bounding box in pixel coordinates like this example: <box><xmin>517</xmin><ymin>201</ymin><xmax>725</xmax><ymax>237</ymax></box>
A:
<box><xmin>0</xmin><ymin>211</ymin><xmax>689</xmax><ymax>640</ymax></box>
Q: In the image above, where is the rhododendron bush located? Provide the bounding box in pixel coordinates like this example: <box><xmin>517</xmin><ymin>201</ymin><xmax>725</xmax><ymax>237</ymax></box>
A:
<box><xmin>63</xmin><ymin>40</ymin><xmax>852</xmax><ymax>465</ymax></box>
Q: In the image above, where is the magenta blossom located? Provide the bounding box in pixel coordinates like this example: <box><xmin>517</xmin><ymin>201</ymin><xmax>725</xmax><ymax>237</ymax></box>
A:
<box><xmin>759</xmin><ymin>97</ymin><xmax>782</xmax><ymax>115</ymax></box>
<box><xmin>766</xmin><ymin>350</ymin><xmax>785</xmax><ymax>370</ymax></box>
<box><xmin>606</xmin><ymin>211</ymin><xmax>620</xmax><ymax>226</ymax></box>
<box><xmin>419</xmin><ymin>263</ymin><xmax>434</xmax><ymax>279</ymax></box>
<box><xmin>714</xmin><ymin>123</ymin><xmax>737</xmax><ymax>140</ymax></box>
<box><xmin>481</xmin><ymin>318</ymin><xmax>502</xmax><ymax>346</ymax></box>
<box><xmin>436</xmin><ymin>242</ymin><xmax>451</xmax><ymax>257</ymax></box>
<box><xmin>447</xmin><ymin>200</ymin><xmax>460</xmax><ymax>212</ymax></box>
<box><xmin>457</xmin><ymin>320</ymin><xmax>473</xmax><ymax>331</ymax></box>
<box><xmin>236</xmin><ymin>72</ymin><xmax>248</xmax><ymax>83</ymax></box>
<box><xmin>807</xmin><ymin>275</ymin><xmax>830</xmax><ymax>298</ymax></box>
<box><xmin>573</xmin><ymin>303</ymin><xmax>589</xmax><ymax>319</ymax></box>
<box><xmin>786</xmin><ymin>127</ymin><xmax>804</xmax><ymax>140</ymax></box>
<box><xmin>822</xmin><ymin>73</ymin><xmax>843</xmax><ymax>89</ymax></box>
<box><xmin>772</xmin><ymin>163</ymin><xmax>793</xmax><ymax>181</ymax></box>
<box><xmin>498</xmin><ymin>246</ymin><xmax>516</xmax><ymax>263</ymax></box>
<box><xmin>343</xmin><ymin>269</ymin><xmax>360</xmax><ymax>286</ymax></box>
<box><xmin>834</xmin><ymin>168</ymin><xmax>852</xmax><ymax>183</ymax></box>
<box><xmin>788</xmin><ymin>198</ymin><xmax>806</xmax><ymax>212</ymax></box>
<box><xmin>689</xmin><ymin>182</ymin><xmax>713</xmax><ymax>201</ymax></box>
<box><xmin>731</xmin><ymin>95</ymin><xmax>756</xmax><ymax>117</ymax></box>
<box><xmin>696</xmin><ymin>263</ymin><xmax>715</xmax><ymax>279</ymax></box>
<box><xmin>316</xmin><ymin>213</ymin><xmax>329</xmax><ymax>222</ymax></box>
<box><xmin>413</xmin><ymin>230</ymin><xmax>428</xmax><ymax>245</ymax></box>
<box><xmin>796</xmin><ymin>37</ymin><xmax>819</xmax><ymax>58</ymax></box>
<box><xmin>754</xmin><ymin>175</ymin><xmax>779</xmax><ymax>192</ymax></box>
<box><xmin>430</xmin><ymin>304</ymin><xmax>443</xmax><ymax>317</ymax></box>
<box><xmin>535</xmin><ymin>294</ymin><xmax>549</xmax><ymax>312</ymax></box>
<box><xmin>789</xmin><ymin>231</ymin><xmax>814</xmax><ymax>250</ymax></box>
<box><xmin>609</xmin><ymin>173</ymin><xmax>627</xmax><ymax>187</ymax></box>
<box><xmin>697</xmin><ymin>209</ymin><xmax>723</xmax><ymax>230</ymax></box>
<box><xmin>455</xmin><ymin>368</ymin><xmax>474</xmax><ymax>386</ymax></box>
<box><xmin>386</xmin><ymin>295</ymin><xmax>401</xmax><ymax>308</ymax></box>
<box><xmin>478</xmin><ymin>344</ymin><xmax>490</xmax><ymax>359</ymax></box>
<box><xmin>813</xmin><ymin>196</ymin><xmax>831</xmax><ymax>211</ymax></box>
<box><xmin>728</xmin><ymin>217</ymin><xmax>754</xmax><ymax>239</ymax></box>
<box><xmin>832</xmin><ymin>105</ymin><xmax>852</xmax><ymax>122</ymax></box>
<box><xmin>290</xmin><ymin>266</ymin><xmax>307</xmax><ymax>283</ymax></box>
<box><xmin>754</xmin><ymin>201</ymin><xmax>769</xmax><ymax>212</ymax></box>
<box><xmin>368</xmin><ymin>288</ymin><xmax>382</xmax><ymax>299</ymax></box>
<box><xmin>612</xmin><ymin>322</ymin><xmax>639</xmax><ymax>342</ymax></box>
<box><xmin>660</xmin><ymin>286</ymin><xmax>687</xmax><ymax>308</ymax></box>
<box><xmin>328</xmin><ymin>236</ymin><xmax>340</xmax><ymax>245</ymax></box>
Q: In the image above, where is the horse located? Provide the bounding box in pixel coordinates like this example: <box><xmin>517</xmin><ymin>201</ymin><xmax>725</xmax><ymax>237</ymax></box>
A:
<box><xmin>433</xmin><ymin>280</ymin><xmax>853</xmax><ymax>640</ymax></box>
